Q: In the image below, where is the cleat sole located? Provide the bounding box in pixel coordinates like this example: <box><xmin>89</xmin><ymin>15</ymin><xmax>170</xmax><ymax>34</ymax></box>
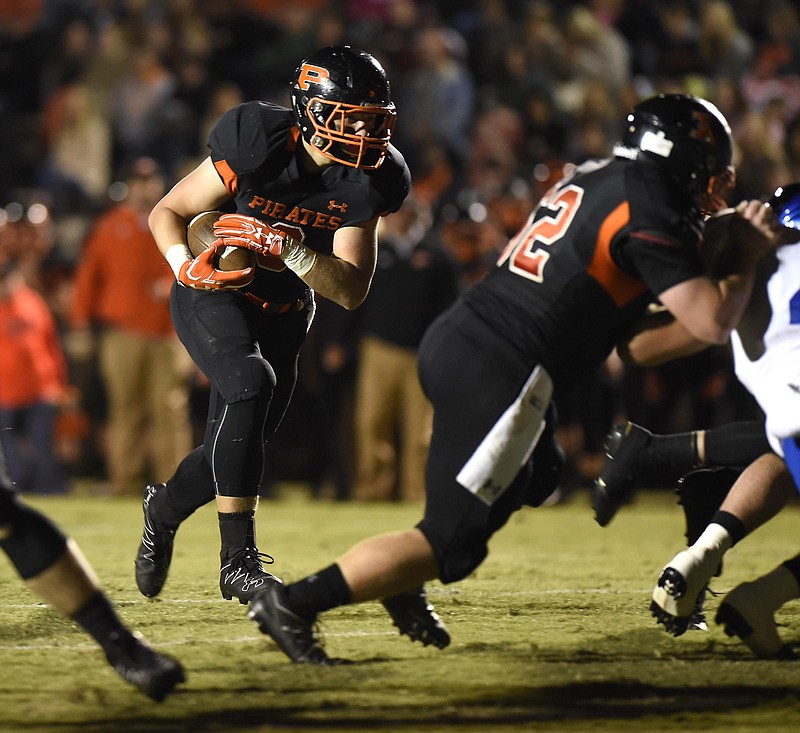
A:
<box><xmin>649</xmin><ymin>599</ymin><xmax>690</xmax><ymax>637</ymax></box>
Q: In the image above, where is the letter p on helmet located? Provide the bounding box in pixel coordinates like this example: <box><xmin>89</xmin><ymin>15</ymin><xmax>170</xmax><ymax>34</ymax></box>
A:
<box><xmin>297</xmin><ymin>64</ymin><xmax>330</xmax><ymax>91</ymax></box>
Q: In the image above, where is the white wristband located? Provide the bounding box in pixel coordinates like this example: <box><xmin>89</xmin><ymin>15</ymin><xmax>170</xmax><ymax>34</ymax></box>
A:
<box><xmin>280</xmin><ymin>238</ymin><xmax>317</xmax><ymax>278</ymax></box>
<box><xmin>165</xmin><ymin>243</ymin><xmax>193</xmax><ymax>278</ymax></box>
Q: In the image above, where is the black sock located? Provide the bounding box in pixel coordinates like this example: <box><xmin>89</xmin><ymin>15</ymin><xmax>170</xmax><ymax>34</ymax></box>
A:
<box><xmin>218</xmin><ymin>511</ymin><xmax>255</xmax><ymax>560</ymax></box>
<box><xmin>642</xmin><ymin>432</ymin><xmax>698</xmax><ymax>483</ymax></box>
<box><xmin>703</xmin><ymin>421</ymin><xmax>770</xmax><ymax>466</ymax></box>
<box><xmin>161</xmin><ymin>447</ymin><xmax>217</xmax><ymax>521</ymax></box>
<box><xmin>71</xmin><ymin>592</ymin><xmax>131</xmax><ymax>650</ymax></box>
<box><xmin>710</xmin><ymin>509</ymin><xmax>747</xmax><ymax>545</ymax></box>
<box><xmin>150</xmin><ymin>485</ymin><xmax>186</xmax><ymax>528</ymax></box>
<box><xmin>283</xmin><ymin>564</ymin><xmax>352</xmax><ymax>621</ymax></box>
<box><xmin>781</xmin><ymin>556</ymin><xmax>800</xmax><ymax>587</ymax></box>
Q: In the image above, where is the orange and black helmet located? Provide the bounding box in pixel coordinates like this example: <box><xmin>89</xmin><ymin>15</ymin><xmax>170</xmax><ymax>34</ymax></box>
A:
<box><xmin>291</xmin><ymin>46</ymin><xmax>396</xmax><ymax>170</ymax></box>
<box><xmin>615</xmin><ymin>93</ymin><xmax>735</xmax><ymax>212</ymax></box>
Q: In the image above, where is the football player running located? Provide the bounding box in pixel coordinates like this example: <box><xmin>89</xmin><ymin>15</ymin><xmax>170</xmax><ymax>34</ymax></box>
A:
<box><xmin>245</xmin><ymin>94</ymin><xmax>781</xmax><ymax>664</ymax></box>
<box><xmin>135</xmin><ymin>47</ymin><xmax>410</xmax><ymax>610</ymax></box>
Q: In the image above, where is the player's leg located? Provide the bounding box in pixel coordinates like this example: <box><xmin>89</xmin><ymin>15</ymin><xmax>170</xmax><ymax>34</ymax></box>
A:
<box><xmin>0</xmin><ymin>452</ymin><xmax>184</xmax><ymax>700</ymax></box>
<box><xmin>716</xmin><ymin>552</ymin><xmax>800</xmax><ymax>659</ymax></box>
<box><xmin>248</xmin><ymin>317</ymin><xmax>542</xmax><ymax>663</ymax></box>
<box><xmin>137</xmin><ymin>288</ymin><xmax>262</xmax><ymax>599</ymax></box>
<box><xmin>592</xmin><ymin>419</ymin><xmax>768</xmax><ymax>526</ymax></box>
<box><xmin>248</xmin><ymin>526</ymin><xmax>440</xmax><ymax>664</ymax></box>
<box><xmin>135</xmin><ymin>447</ymin><xmax>215</xmax><ymax>597</ymax></box>
<box><xmin>651</xmin><ymin>452</ymin><xmax>795</xmax><ymax>635</ymax></box>
<box><xmin>216</xmin><ymin>301</ymin><xmax>315</xmax><ymax>603</ymax></box>
<box><xmin>715</xmin><ymin>434</ymin><xmax>800</xmax><ymax>657</ymax></box>
<box><xmin>134</xmin><ymin>340</ymin><xmax>194</xmax><ymax>597</ymax></box>
<box><xmin>673</xmin><ymin>467</ymin><xmax>741</xmax><ymax>630</ymax></box>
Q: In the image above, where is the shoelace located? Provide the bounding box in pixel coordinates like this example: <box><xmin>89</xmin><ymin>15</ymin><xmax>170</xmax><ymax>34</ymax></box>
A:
<box><xmin>234</xmin><ymin>548</ymin><xmax>276</xmax><ymax>570</ymax></box>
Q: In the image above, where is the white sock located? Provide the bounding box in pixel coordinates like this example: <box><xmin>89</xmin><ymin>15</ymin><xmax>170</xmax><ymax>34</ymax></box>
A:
<box><xmin>694</xmin><ymin>522</ymin><xmax>733</xmax><ymax>554</ymax></box>
<box><xmin>752</xmin><ymin>565</ymin><xmax>800</xmax><ymax>611</ymax></box>
<box><xmin>683</xmin><ymin>522</ymin><xmax>733</xmax><ymax>575</ymax></box>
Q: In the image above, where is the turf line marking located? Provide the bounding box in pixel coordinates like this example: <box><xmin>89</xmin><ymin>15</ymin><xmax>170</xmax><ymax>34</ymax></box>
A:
<box><xmin>0</xmin><ymin>587</ymin><xmax>653</xmax><ymax>610</ymax></box>
<box><xmin>0</xmin><ymin>630</ymin><xmax>395</xmax><ymax>652</ymax></box>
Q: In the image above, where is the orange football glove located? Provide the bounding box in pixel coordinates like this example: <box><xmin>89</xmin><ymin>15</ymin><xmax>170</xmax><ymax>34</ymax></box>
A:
<box><xmin>213</xmin><ymin>213</ymin><xmax>286</xmax><ymax>256</ymax></box>
<box><xmin>177</xmin><ymin>241</ymin><xmax>254</xmax><ymax>290</ymax></box>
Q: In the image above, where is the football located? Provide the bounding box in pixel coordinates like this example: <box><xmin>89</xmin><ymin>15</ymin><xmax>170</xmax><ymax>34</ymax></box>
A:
<box><xmin>700</xmin><ymin>208</ymin><xmax>738</xmax><ymax>278</ymax></box>
<box><xmin>186</xmin><ymin>211</ymin><xmax>257</xmax><ymax>271</ymax></box>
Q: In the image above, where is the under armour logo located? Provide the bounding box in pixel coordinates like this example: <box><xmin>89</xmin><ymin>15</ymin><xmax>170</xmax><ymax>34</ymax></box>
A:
<box><xmin>328</xmin><ymin>200</ymin><xmax>348</xmax><ymax>212</ymax></box>
<box><xmin>478</xmin><ymin>480</ymin><xmax>504</xmax><ymax>500</ymax></box>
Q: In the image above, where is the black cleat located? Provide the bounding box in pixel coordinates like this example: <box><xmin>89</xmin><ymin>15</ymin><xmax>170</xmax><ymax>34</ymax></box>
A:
<box><xmin>676</xmin><ymin>468</ymin><xmax>737</xmax><ymax>546</ymax></box>
<box><xmin>220</xmin><ymin>547</ymin><xmax>282</xmax><ymax>604</ymax></box>
<box><xmin>687</xmin><ymin>584</ymin><xmax>711</xmax><ymax>632</ymax></box>
<box><xmin>381</xmin><ymin>586</ymin><xmax>451</xmax><ymax>649</ymax></box>
<box><xmin>592</xmin><ymin>422</ymin><xmax>652</xmax><ymax>527</ymax></box>
<box><xmin>247</xmin><ymin>585</ymin><xmax>347</xmax><ymax>665</ymax></box>
<box><xmin>104</xmin><ymin>630</ymin><xmax>185</xmax><ymax>702</ymax></box>
<box><xmin>135</xmin><ymin>484</ymin><xmax>178</xmax><ymax>598</ymax></box>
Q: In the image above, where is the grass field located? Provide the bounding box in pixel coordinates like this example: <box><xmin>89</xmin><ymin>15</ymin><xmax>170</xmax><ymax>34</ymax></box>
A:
<box><xmin>2</xmin><ymin>485</ymin><xmax>800</xmax><ymax>733</ymax></box>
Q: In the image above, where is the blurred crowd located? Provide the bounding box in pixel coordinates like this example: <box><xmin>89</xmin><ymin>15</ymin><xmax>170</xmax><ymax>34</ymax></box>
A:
<box><xmin>1</xmin><ymin>0</ymin><xmax>799</xmax><ymax>498</ymax></box>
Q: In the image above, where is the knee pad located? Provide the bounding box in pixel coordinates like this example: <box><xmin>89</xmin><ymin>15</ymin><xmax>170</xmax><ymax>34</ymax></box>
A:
<box><xmin>0</xmin><ymin>496</ymin><xmax>68</xmax><ymax>579</ymax></box>
<box><xmin>225</xmin><ymin>354</ymin><xmax>274</xmax><ymax>405</ymax></box>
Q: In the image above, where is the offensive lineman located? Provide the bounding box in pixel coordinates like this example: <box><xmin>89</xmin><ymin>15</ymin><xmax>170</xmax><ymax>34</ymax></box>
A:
<box><xmin>134</xmin><ymin>47</ymin><xmax>418</xmax><ymax>623</ymax></box>
<box><xmin>245</xmin><ymin>94</ymin><xmax>780</xmax><ymax>664</ymax></box>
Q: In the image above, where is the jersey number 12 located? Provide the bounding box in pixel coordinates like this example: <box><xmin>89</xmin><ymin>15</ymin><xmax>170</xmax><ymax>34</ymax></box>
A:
<box><xmin>497</xmin><ymin>184</ymin><xmax>584</xmax><ymax>282</ymax></box>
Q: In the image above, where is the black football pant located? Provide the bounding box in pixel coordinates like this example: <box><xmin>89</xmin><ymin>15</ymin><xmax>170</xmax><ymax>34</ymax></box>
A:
<box><xmin>415</xmin><ymin>302</ymin><xmax>561</xmax><ymax>584</ymax></box>
<box><xmin>165</xmin><ymin>285</ymin><xmax>311</xmax><ymax>511</ymax></box>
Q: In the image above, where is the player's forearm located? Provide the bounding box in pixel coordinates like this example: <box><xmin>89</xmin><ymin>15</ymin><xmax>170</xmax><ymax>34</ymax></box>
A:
<box><xmin>298</xmin><ymin>252</ymin><xmax>373</xmax><ymax>310</ymax></box>
<box><xmin>149</xmin><ymin>202</ymin><xmax>191</xmax><ymax>256</ymax></box>
<box><xmin>617</xmin><ymin>309</ymin><xmax>708</xmax><ymax>366</ymax></box>
<box><xmin>710</xmin><ymin>268</ymin><xmax>759</xmax><ymax>337</ymax></box>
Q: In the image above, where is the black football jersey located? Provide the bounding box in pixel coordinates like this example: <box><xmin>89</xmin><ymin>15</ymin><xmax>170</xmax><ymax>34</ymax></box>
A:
<box><xmin>208</xmin><ymin>101</ymin><xmax>411</xmax><ymax>301</ymax></box>
<box><xmin>462</xmin><ymin>156</ymin><xmax>707</xmax><ymax>386</ymax></box>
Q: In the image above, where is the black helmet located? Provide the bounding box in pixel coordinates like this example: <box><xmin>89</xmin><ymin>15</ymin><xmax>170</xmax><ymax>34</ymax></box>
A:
<box><xmin>291</xmin><ymin>46</ymin><xmax>396</xmax><ymax>170</ymax></box>
<box><xmin>768</xmin><ymin>183</ymin><xmax>800</xmax><ymax>230</ymax></box>
<box><xmin>615</xmin><ymin>94</ymin><xmax>734</xmax><ymax>206</ymax></box>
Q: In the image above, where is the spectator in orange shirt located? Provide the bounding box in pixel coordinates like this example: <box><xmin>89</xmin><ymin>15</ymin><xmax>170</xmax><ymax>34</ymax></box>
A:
<box><xmin>0</xmin><ymin>211</ymin><xmax>70</xmax><ymax>494</ymax></box>
<box><xmin>70</xmin><ymin>158</ymin><xmax>193</xmax><ymax>496</ymax></box>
